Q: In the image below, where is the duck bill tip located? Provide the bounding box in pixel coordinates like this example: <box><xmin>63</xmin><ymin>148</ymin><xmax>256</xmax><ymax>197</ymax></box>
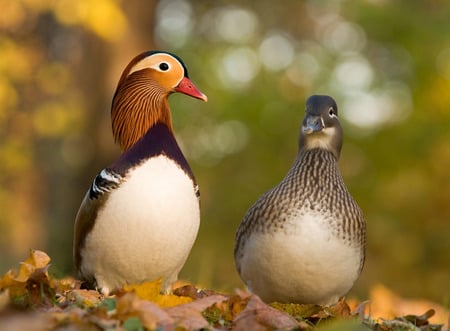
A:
<box><xmin>175</xmin><ymin>77</ymin><xmax>208</xmax><ymax>102</ymax></box>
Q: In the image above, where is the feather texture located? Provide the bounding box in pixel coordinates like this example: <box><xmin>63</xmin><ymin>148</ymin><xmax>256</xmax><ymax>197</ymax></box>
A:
<box><xmin>73</xmin><ymin>51</ymin><xmax>206</xmax><ymax>294</ymax></box>
<box><xmin>234</xmin><ymin>95</ymin><xmax>366</xmax><ymax>305</ymax></box>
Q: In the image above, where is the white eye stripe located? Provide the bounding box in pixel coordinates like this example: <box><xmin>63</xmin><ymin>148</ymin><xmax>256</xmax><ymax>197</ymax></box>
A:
<box><xmin>128</xmin><ymin>57</ymin><xmax>174</xmax><ymax>77</ymax></box>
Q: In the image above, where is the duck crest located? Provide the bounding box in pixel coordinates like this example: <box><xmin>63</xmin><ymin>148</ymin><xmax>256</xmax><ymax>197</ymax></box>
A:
<box><xmin>111</xmin><ymin>69</ymin><xmax>174</xmax><ymax>151</ymax></box>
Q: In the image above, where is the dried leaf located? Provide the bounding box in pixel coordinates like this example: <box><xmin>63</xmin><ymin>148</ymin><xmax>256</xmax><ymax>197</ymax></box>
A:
<box><xmin>115</xmin><ymin>292</ymin><xmax>173</xmax><ymax>329</ymax></box>
<box><xmin>328</xmin><ymin>298</ymin><xmax>352</xmax><ymax>318</ymax></box>
<box><xmin>23</xmin><ymin>250</ymin><xmax>51</xmax><ymax>269</ymax></box>
<box><xmin>124</xmin><ymin>279</ymin><xmax>193</xmax><ymax>307</ymax></box>
<box><xmin>66</xmin><ymin>289</ymin><xmax>103</xmax><ymax>308</ymax></box>
<box><xmin>204</xmin><ymin>294</ymin><xmax>249</xmax><ymax>327</ymax></box>
<box><xmin>156</xmin><ymin>294</ymin><xmax>192</xmax><ymax>308</ymax></box>
<box><xmin>16</xmin><ymin>250</ymin><xmax>51</xmax><ymax>283</ymax></box>
<box><xmin>0</xmin><ymin>250</ymin><xmax>447</xmax><ymax>331</ymax></box>
<box><xmin>173</xmin><ymin>284</ymin><xmax>217</xmax><ymax>299</ymax></box>
<box><xmin>123</xmin><ymin>279</ymin><xmax>161</xmax><ymax>301</ymax></box>
<box><xmin>0</xmin><ymin>250</ymin><xmax>54</xmax><ymax>308</ymax></box>
<box><xmin>165</xmin><ymin>294</ymin><xmax>228</xmax><ymax>330</ymax></box>
<box><xmin>25</xmin><ymin>266</ymin><xmax>55</xmax><ymax>307</ymax></box>
<box><xmin>270</xmin><ymin>302</ymin><xmax>323</xmax><ymax>319</ymax></box>
<box><xmin>233</xmin><ymin>295</ymin><xmax>299</xmax><ymax>331</ymax></box>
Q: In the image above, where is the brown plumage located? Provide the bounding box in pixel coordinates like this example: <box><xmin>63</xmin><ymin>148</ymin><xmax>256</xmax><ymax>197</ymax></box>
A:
<box><xmin>73</xmin><ymin>51</ymin><xmax>206</xmax><ymax>295</ymax></box>
<box><xmin>234</xmin><ymin>95</ymin><xmax>366</xmax><ymax>305</ymax></box>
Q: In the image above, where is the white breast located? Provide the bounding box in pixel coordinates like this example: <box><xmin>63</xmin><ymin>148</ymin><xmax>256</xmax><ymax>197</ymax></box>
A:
<box><xmin>81</xmin><ymin>155</ymin><xmax>200</xmax><ymax>294</ymax></box>
<box><xmin>239</xmin><ymin>210</ymin><xmax>361</xmax><ymax>305</ymax></box>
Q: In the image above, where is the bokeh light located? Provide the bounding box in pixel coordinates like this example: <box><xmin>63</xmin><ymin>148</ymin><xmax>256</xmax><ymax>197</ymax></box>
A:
<box><xmin>155</xmin><ymin>0</ymin><xmax>193</xmax><ymax>48</ymax></box>
<box><xmin>217</xmin><ymin>47</ymin><xmax>261</xmax><ymax>90</ymax></box>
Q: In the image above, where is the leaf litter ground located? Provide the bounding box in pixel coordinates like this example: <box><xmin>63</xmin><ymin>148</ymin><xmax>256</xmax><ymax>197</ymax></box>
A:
<box><xmin>0</xmin><ymin>250</ymin><xmax>447</xmax><ymax>330</ymax></box>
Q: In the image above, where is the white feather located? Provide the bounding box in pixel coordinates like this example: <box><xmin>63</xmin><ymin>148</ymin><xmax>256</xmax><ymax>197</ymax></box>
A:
<box><xmin>81</xmin><ymin>155</ymin><xmax>200</xmax><ymax>293</ymax></box>
<box><xmin>239</xmin><ymin>209</ymin><xmax>360</xmax><ymax>305</ymax></box>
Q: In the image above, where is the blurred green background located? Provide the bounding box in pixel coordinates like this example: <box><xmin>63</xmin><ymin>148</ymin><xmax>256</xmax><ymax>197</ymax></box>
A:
<box><xmin>0</xmin><ymin>0</ymin><xmax>449</xmax><ymax>305</ymax></box>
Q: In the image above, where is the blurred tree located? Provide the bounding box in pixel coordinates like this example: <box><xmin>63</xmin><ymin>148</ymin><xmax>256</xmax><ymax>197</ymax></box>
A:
<box><xmin>0</xmin><ymin>0</ymin><xmax>158</xmax><ymax>272</ymax></box>
<box><xmin>0</xmin><ymin>0</ymin><xmax>448</xmax><ymax>304</ymax></box>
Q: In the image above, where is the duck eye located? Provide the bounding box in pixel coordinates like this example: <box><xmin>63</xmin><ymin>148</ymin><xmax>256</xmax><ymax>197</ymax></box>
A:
<box><xmin>159</xmin><ymin>62</ymin><xmax>170</xmax><ymax>71</ymax></box>
<box><xmin>329</xmin><ymin>107</ymin><xmax>337</xmax><ymax>117</ymax></box>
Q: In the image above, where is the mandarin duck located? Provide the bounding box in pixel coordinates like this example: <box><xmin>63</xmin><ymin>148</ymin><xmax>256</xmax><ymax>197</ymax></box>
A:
<box><xmin>234</xmin><ymin>95</ymin><xmax>366</xmax><ymax>305</ymax></box>
<box><xmin>73</xmin><ymin>51</ymin><xmax>207</xmax><ymax>295</ymax></box>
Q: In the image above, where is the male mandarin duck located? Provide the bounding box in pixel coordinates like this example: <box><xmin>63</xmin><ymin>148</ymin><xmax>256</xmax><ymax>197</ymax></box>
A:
<box><xmin>73</xmin><ymin>50</ymin><xmax>207</xmax><ymax>295</ymax></box>
<box><xmin>234</xmin><ymin>95</ymin><xmax>366</xmax><ymax>305</ymax></box>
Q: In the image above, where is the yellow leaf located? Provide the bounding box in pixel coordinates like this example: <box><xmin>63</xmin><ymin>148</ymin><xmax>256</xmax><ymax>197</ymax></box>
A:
<box><xmin>0</xmin><ymin>270</ymin><xmax>18</xmax><ymax>289</ymax></box>
<box><xmin>116</xmin><ymin>292</ymin><xmax>172</xmax><ymax>329</ymax></box>
<box><xmin>123</xmin><ymin>279</ymin><xmax>161</xmax><ymax>302</ymax></box>
<box><xmin>70</xmin><ymin>289</ymin><xmax>103</xmax><ymax>308</ymax></box>
<box><xmin>0</xmin><ymin>249</ymin><xmax>54</xmax><ymax>307</ymax></box>
<box><xmin>24</xmin><ymin>249</ymin><xmax>51</xmax><ymax>269</ymax></box>
<box><xmin>0</xmin><ymin>249</ymin><xmax>51</xmax><ymax>288</ymax></box>
<box><xmin>17</xmin><ymin>249</ymin><xmax>50</xmax><ymax>282</ymax></box>
<box><xmin>155</xmin><ymin>294</ymin><xmax>192</xmax><ymax>308</ymax></box>
<box><xmin>123</xmin><ymin>279</ymin><xmax>193</xmax><ymax>308</ymax></box>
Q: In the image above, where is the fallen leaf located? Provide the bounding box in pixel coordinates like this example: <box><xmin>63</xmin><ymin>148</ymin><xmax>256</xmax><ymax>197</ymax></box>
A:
<box><xmin>173</xmin><ymin>284</ymin><xmax>217</xmax><ymax>299</ymax></box>
<box><xmin>25</xmin><ymin>265</ymin><xmax>55</xmax><ymax>307</ymax></box>
<box><xmin>204</xmin><ymin>294</ymin><xmax>249</xmax><ymax>328</ymax></box>
<box><xmin>233</xmin><ymin>295</ymin><xmax>299</xmax><ymax>331</ymax></box>
<box><xmin>0</xmin><ymin>250</ymin><xmax>54</xmax><ymax>308</ymax></box>
<box><xmin>64</xmin><ymin>289</ymin><xmax>103</xmax><ymax>308</ymax></box>
<box><xmin>23</xmin><ymin>250</ymin><xmax>51</xmax><ymax>269</ymax></box>
<box><xmin>165</xmin><ymin>294</ymin><xmax>228</xmax><ymax>330</ymax></box>
<box><xmin>328</xmin><ymin>298</ymin><xmax>352</xmax><ymax>318</ymax></box>
<box><xmin>270</xmin><ymin>302</ymin><xmax>323</xmax><ymax>319</ymax></box>
<box><xmin>115</xmin><ymin>292</ymin><xmax>173</xmax><ymax>329</ymax></box>
<box><xmin>16</xmin><ymin>250</ymin><xmax>51</xmax><ymax>283</ymax></box>
<box><xmin>123</xmin><ymin>279</ymin><xmax>162</xmax><ymax>301</ymax></box>
<box><xmin>124</xmin><ymin>279</ymin><xmax>193</xmax><ymax>308</ymax></box>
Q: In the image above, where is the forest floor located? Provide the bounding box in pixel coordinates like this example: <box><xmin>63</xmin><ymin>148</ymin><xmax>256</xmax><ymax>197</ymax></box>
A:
<box><xmin>0</xmin><ymin>250</ymin><xmax>448</xmax><ymax>331</ymax></box>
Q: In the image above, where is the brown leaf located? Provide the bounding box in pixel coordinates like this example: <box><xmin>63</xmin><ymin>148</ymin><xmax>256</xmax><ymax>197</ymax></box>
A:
<box><xmin>17</xmin><ymin>250</ymin><xmax>51</xmax><ymax>283</ymax></box>
<box><xmin>204</xmin><ymin>294</ymin><xmax>249</xmax><ymax>327</ymax></box>
<box><xmin>0</xmin><ymin>250</ymin><xmax>54</xmax><ymax>308</ymax></box>
<box><xmin>64</xmin><ymin>289</ymin><xmax>103</xmax><ymax>308</ymax></box>
<box><xmin>399</xmin><ymin>309</ymin><xmax>437</xmax><ymax>327</ymax></box>
<box><xmin>173</xmin><ymin>284</ymin><xmax>218</xmax><ymax>299</ymax></box>
<box><xmin>270</xmin><ymin>302</ymin><xmax>323</xmax><ymax>319</ymax></box>
<box><xmin>326</xmin><ymin>299</ymin><xmax>352</xmax><ymax>318</ymax></box>
<box><xmin>165</xmin><ymin>294</ymin><xmax>227</xmax><ymax>330</ymax></box>
<box><xmin>23</xmin><ymin>250</ymin><xmax>51</xmax><ymax>269</ymax></box>
<box><xmin>25</xmin><ymin>266</ymin><xmax>55</xmax><ymax>307</ymax></box>
<box><xmin>115</xmin><ymin>292</ymin><xmax>173</xmax><ymax>329</ymax></box>
<box><xmin>233</xmin><ymin>295</ymin><xmax>299</xmax><ymax>331</ymax></box>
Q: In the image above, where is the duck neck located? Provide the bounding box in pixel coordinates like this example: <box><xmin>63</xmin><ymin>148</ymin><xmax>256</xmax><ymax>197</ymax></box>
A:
<box><xmin>111</xmin><ymin>74</ymin><xmax>174</xmax><ymax>151</ymax></box>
